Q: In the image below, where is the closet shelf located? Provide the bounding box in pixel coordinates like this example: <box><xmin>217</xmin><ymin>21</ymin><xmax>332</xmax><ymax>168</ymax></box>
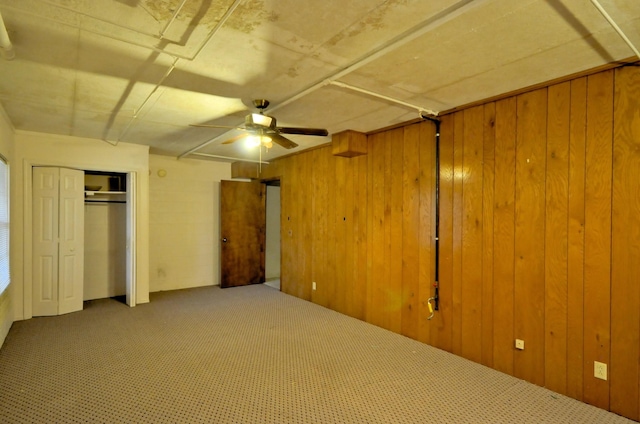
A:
<box><xmin>85</xmin><ymin>191</ymin><xmax>126</xmax><ymax>196</ymax></box>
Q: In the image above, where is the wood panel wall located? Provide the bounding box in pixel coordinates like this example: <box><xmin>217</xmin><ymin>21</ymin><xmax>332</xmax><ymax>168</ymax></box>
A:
<box><xmin>262</xmin><ymin>64</ymin><xmax>640</xmax><ymax>421</ymax></box>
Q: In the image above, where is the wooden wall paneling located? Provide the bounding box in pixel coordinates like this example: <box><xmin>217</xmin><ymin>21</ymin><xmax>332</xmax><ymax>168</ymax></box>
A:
<box><xmin>302</xmin><ymin>152</ymin><xmax>314</xmax><ymax>301</ymax></box>
<box><xmin>325</xmin><ymin>152</ymin><xmax>338</xmax><ymax>310</ymax></box>
<box><xmin>435</xmin><ymin>115</ymin><xmax>454</xmax><ymax>352</ymax></box>
<box><xmin>352</xmin><ymin>152</ymin><xmax>368</xmax><ymax>321</ymax></box>
<box><xmin>367</xmin><ymin>132</ymin><xmax>386</xmax><ymax>328</ymax></box>
<box><xmin>280</xmin><ymin>158</ymin><xmax>293</xmax><ymax>295</ymax></box>
<box><xmin>451</xmin><ymin>111</ymin><xmax>465</xmax><ymax>356</ymax></box>
<box><xmin>513</xmin><ymin>88</ymin><xmax>547</xmax><ymax>386</ymax></box>
<box><xmin>343</xmin><ymin>155</ymin><xmax>356</xmax><ymax>318</ymax></box>
<box><xmin>567</xmin><ymin>77</ymin><xmax>587</xmax><ymax>402</ymax></box>
<box><xmin>583</xmin><ymin>70</ymin><xmax>613</xmax><ymax>410</ymax></box>
<box><xmin>492</xmin><ymin>97</ymin><xmax>517</xmax><ymax>375</ymax></box>
<box><xmin>460</xmin><ymin>105</ymin><xmax>485</xmax><ymax>364</ymax></box>
<box><xmin>310</xmin><ymin>149</ymin><xmax>325</xmax><ymax>305</ymax></box>
<box><xmin>418</xmin><ymin>122</ymin><xmax>435</xmax><ymax>345</ymax></box>
<box><xmin>401</xmin><ymin>124</ymin><xmax>421</xmax><ymax>340</ymax></box>
<box><xmin>389</xmin><ymin>128</ymin><xmax>404</xmax><ymax>333</ymax></box>
<box><xmin>482</xmin><ymin>103</ymin><xmax>496</xmax><ymax>368</ymax></box>
<box><xmin>610</xmin><ymin>66</ymin><xmax>640</xmax><ymax>420</ymax></box>
<box><xmin>291</xmin><ymin>156</ymin><xmax>302</xmax><ymax>297</ymax></box>
<box><xmin>544</xmin><ymin>82</ymin><xmax>571</xmax><ymax>395</ymax></box>
<box><xmin>334</xmin><ymin>154</ymin><xmax>348</xmax><ymax>314</ymax></box>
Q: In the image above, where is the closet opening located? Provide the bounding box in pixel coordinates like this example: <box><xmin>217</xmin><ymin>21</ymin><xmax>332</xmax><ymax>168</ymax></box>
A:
<box><xmin>83</xmin><ymin>171</ymin><xmax>128</xmax><ymax>304</ymax></box>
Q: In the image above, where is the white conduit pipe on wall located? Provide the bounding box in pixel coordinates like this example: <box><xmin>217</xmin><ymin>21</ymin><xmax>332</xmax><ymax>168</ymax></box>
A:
<box><xmin>591</xmin><ymin>0</ymin><xmax>640</xmax><ymax>59</ymax></box>
<box><xmin>179</xmin><ymin>0</ymin><xmax>489</xmax><ymax>159</ymax></box>
<box><xmin>0</xmin><ymin>11</ymin><xmax>15</xmax><ymax>60</ymax></box>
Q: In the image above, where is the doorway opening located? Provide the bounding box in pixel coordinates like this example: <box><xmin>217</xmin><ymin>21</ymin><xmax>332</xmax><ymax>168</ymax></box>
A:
<box><xmin>264</xmin><ymin>180</ymin><xmax>280</xmax><ymax>290</ymax></box>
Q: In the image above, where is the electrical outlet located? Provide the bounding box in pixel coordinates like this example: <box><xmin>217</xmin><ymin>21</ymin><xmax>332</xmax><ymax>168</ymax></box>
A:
<box><xmin>515</xmin><ymin>339</ymin><xmax>525</xmax><ymax>350</ymax></box>
<box><xmin>594</xmin><ymin>361</ymin><xmax>607</xmax><ymax>380</ymax></box>
<box><xmin>312</xmin><ymin>282</ymin><xmax>316</xmax><ymax>291</ymax></box>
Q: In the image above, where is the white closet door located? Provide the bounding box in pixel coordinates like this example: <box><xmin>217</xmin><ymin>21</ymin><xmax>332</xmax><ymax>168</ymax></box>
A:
<box><xmin>32</xmin><ymin>167</ymin><xmax>84</xmax><ymax>316</ymax></box>
<box><xmin>58</xmin><ymin>168</ymin><xmax>84</xmax><ymax>315</ymax></box>
<box><xmin>32</xmin><ymin>167</ymin><xmax>60</xmax><ymax>316</ymax></box>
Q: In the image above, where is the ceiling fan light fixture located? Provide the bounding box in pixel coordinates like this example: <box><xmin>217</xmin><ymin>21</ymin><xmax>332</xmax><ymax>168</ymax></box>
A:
<box><xmin>246</xmin><ymin>134</ymin><xmax>272</xmax><ymax>148</ymax></box>
<box><xmin>247</xmin><ymin>113</ymin><xmax>274</xmax><ymax>128</ymax></box>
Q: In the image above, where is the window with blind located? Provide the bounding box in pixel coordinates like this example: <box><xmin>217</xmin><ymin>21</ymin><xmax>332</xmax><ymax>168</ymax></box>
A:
<box><xmin>0</xmin><ymin>156</ymin><xmax>8</xmax><ymax>295</ymax></box>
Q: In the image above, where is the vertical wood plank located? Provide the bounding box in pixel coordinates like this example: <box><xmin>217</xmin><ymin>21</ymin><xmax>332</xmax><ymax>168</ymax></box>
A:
<box><xmin>451</xmin><ymin>111</ymin><xmax>465</xmax><ymax>356</ymax></box>
<box><xmin>583</xmin><ymin>70</ymin><xmax>613</xmax><ymax>410</ymax></box>
<box><xmin>482</xmin><ymin>102</ymin><xmax>496</xmax><ymax>368</ymax></box>
<box><xmin>493</xmin><ymin>97</ymin><xmax>517</xmax><ymax>376</ymax></box>
<box><xmin>280</xmin><ymin>158</ymin><xmax>294</xmax><ymax>295</ymax></box>
<box><xmin>436</xmin><ymin>115</ymin><xmax>454</xmax><ymax>353</ymax></box>
<box><xmin>461</xmin><ymin>105</ymin><xmax>484</xmax><ymax>364</ymax></box>
<box><xmin>353</xmin><ymin>151</ymin><xmax>368</xmax><ymax>321</ymax></box>
<box><xmin>567</xmin><ymin>76</ymin><xmax>587</xmax><ymax>402</ymax></box>
<box><xmin>514</xmin><ymin>88</ymin><xmax>547</xmax><ymax>387</ymax></box>
<box><xmin>334</xmin><ymin>155</ymin><xmax>348</xmax><ymax>314</ymax></box>
<box><xmin>419</xmin><ymin>122</ymin><xmax>435</xmax><ymax>346</ymax></box>
<box><xmin>402</xmin><ymin>124</ymin><xmax>421</xmax><ymax>340</ymax></box>
<box><xmin>367</xmin><ymin>132</ymin><xmax>386</xmax><ymax>328</ymax></box>
<box><xmin>337</xmin><ymin>157</ymin><xmax>356</xmax><ymax>316</ymax></box>
<box><xmin>311</xmin><ymin>148</ymin><xmax>326</xmax><ymax>305</ymax></box>
<box><xmin>344</xmin><ymin>155</ymin><xmax>356</xmax><ymax>318</ymax></box>
<box><xmin>300</xmin><ymin>151</ymin><xmax>313</xmax><ymax>301</ymax></box>
<box><xmin>389</xmin><ymin>128</ymin><xmax>404</xmax><ymax>333</ymax></box>
<box><xmin>544</xmin><ymin>82</ymin><xmax>571</xmax><ymax>395</ymax></box>
<box><xmin>325</xmin><ymin>153</ymin><xmax>337</xmax><ymax>310</ymax></box>
<box><xmin>610</xmin><ymin>66</ymin><xmax>640</xmax><ymax>420</ymax></box>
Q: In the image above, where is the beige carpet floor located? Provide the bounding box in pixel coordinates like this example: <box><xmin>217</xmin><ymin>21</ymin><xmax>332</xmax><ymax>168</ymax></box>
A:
<box><xmin>0</xmin><ymin>284</ymin><xmax>633</xmax><ymax>423</ymax></box>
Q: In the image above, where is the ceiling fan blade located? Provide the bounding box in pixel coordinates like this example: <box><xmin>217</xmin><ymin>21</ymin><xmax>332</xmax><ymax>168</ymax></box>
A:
<box><xmin>278</xmin><ymin>127</ymin><xmax>328</xmax><ymax>137</ymax></box>
<box><xmin>222</xmin><ymin>133</ymin><xmax>250</xmax><ymax>145</ymax></box>
<box><xmin>270</xmin><ymin>133</ymin><xmax>298</xmax><ymax>149</ymax></box>
<box><xmin>190</xmin><ymin>124</ymin><xmax>246</xmax><ymax>131</ymax></box>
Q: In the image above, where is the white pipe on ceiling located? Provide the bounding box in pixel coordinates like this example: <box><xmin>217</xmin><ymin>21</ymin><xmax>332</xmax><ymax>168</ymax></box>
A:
<box><xmin>0</xmin><ymin>11</ymin><xmax>15</xmax><ymax>60</ymax></box>
<box><xmin>179</xmin><ymin>0</ymin><xmax>488</xmax><ymax>158</ymax></box>
<box><xmin>159</xmin><ymin>0</ymin><xmax>189</xmax><ymax>39</ymax></box>
<box><xmin>117</xmin><ymin>56</ymin><xmax>180</xmax><ymax>143</ymax></box>
<box><xmin>329</xmin><ymin>81</ymin><xmax>438</xmax><ymax>117</ymax></box>
<box><xmin>116</xmin><ymin>0</ymin><xmax>243</xmax><ymax>143</ymax></box>
<box><xmin>2</xmin><ymin>0</ymin><xmax>243</xmax><ymax>62</ymax></box>
<box><xmin>191</xmin><ymin>152</ymin><xmax>269</xmax><ymax>164</ymax></box>
<box><xmin>590</xmin><ymin>0</ymin><xmax>640</xmax><ymax>59</ymax></box>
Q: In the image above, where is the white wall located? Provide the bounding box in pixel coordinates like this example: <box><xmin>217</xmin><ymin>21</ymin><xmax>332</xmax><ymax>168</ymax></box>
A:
<box><xmin>84</xmin><ymin>202</ymin><xmax>127</xmax><ymax>300</ymax></box>
<box><xmin>265</xmin><ymin>185</ymin><xmax>281</xmax><ymax>279</ymax></box>
<box><xmin>13</xmin><ymin>131</ymin><xmax>149</xmax><ymax>320</ymax></box>
<box><xmin>149</xmin><ymin>154</ymin><xmax>230</xmax><ymax>292</ymax></box>
<box><xmin>0</xmin><ymin>104</ymin><xmax>14</xmax><ymax>348</ymax></box>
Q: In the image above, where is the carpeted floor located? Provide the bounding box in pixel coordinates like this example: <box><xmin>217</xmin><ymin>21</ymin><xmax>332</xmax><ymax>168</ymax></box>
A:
<box><xmin>0</xmin><ymin>285</ymin><xmax>633</xmax><ymax>423</ymax></box>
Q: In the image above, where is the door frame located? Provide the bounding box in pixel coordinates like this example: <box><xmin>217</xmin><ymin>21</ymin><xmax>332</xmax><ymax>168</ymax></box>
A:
<box><xmin>23</xmin><ymin>160</ymin><xmax>139</xmax><ymax>319</ymax></box>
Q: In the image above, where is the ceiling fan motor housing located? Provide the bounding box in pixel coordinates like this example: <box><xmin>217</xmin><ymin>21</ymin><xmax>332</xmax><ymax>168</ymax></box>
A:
<box><xmin>245</xmin><ymin>113</ymin><xmax>276</xmax><ymax>131</ymax></box>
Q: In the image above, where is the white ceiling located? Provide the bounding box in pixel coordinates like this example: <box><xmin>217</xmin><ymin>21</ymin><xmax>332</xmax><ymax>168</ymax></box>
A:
<box><xmin>0</xmin><ymin>0</ymin><xmax>639</xmax><ymax>162</ymax></box>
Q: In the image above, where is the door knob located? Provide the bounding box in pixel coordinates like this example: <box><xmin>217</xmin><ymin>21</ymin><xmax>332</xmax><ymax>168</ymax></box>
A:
<box><xmin>222</xmin><ymin>238</ymin><xmax>227</xmax><ymax>243</ymax></box>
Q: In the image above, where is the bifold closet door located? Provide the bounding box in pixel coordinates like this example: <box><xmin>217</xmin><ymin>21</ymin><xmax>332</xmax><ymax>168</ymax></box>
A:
<box><xmin>32</xmin><ymin>167</ymin><xmax>85</xmax><ymax>316</ymax></box>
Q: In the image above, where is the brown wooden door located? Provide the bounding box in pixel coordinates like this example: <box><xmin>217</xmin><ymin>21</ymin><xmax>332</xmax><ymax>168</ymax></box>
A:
<box><xmin>220</xmin><ymin>180</ymin><xmax>266</xmax><ymax>288</ymax></box>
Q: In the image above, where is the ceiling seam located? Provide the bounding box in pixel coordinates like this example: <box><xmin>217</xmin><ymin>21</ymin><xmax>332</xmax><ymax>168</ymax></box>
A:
<box><xmin>178</xmin><ymin>0</ymin><xmax>490</xmax><ymax>159</ymax></box>
<box><xmin>112</xmin><ymin>0</ymin><xmax>245</xmax><ymax>144</ymax></box>
<box><xmin>0</xmin><ymin>0</ymin><xmax>243</xmax><ymax>62</ymax></box>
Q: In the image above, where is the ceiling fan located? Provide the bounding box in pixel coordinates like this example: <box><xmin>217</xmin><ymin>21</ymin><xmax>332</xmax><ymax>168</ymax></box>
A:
<box><xmin>190</xmin><ymin>99</ymin><xmax>329</xmax><ymax>149</ymax></box>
